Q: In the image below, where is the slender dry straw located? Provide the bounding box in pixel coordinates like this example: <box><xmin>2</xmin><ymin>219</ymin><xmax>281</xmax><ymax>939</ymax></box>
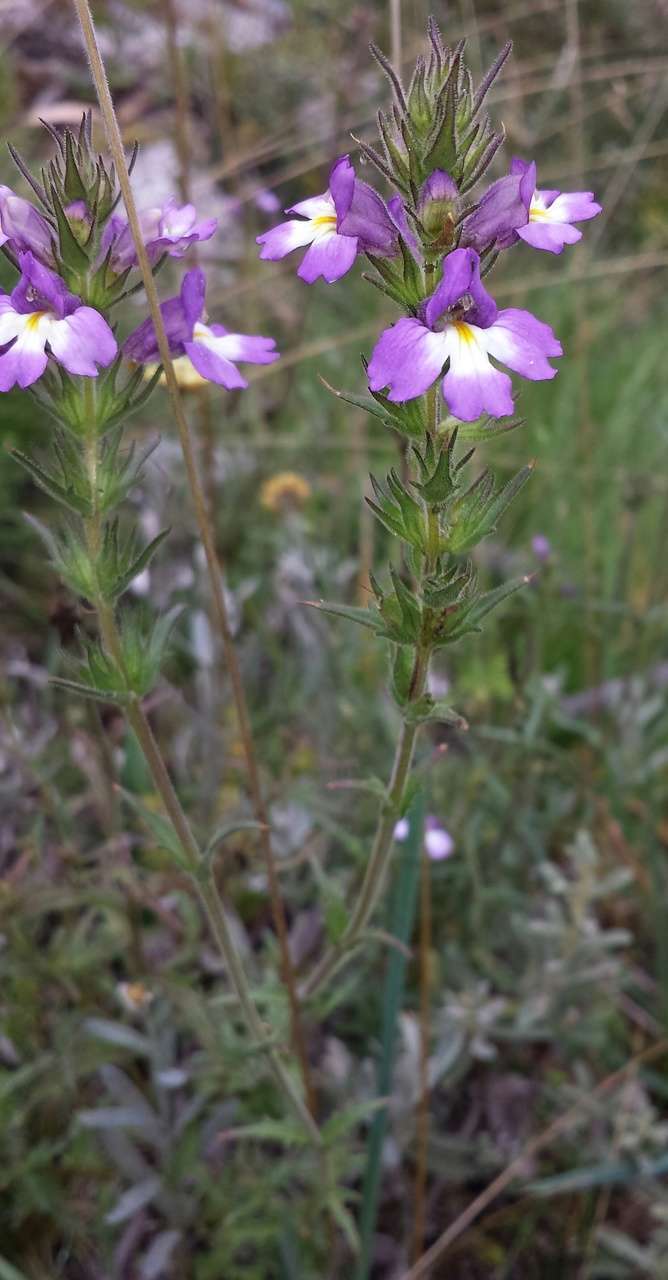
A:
<box><xmin>73</xmin><ymin>0</ymin><xmax>317</xmax><ymax>1121</ymax></box>
<box><xmin>401</xmin><ymin>1037</ymin><xmax>668</xmax><ymax>1279</ymax></box>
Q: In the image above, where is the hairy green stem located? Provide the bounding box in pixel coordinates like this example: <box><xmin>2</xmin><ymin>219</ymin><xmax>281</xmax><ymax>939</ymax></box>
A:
<box><xmin>72</xmin><ymin>0</ymin><xmax>316</xmax><ymax>1117</ymax></box>
<box><xmin>302</xmin><ymin>646</ymin><xmax>430</xmax><ymax>998</ymax></box>
<box><xmin>79</xmin><ymin>383</ymin><xmax>320</xmax><ymax>1145</ymax></box>
<box><xmin>304</xmin><ymin>261</ymin><xmax>444</xmax><ymax>999</ymax></box>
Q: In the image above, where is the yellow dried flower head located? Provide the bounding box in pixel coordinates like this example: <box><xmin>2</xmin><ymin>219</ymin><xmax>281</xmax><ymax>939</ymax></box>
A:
<box><xmin>260</xmin><ymin>471</ymin><xmax>312</xmax><ymax>512</ymax></box>
<box><xmin>117</xmin><ymin>981</ymin><xmax>154</xmax><ymax>1013</ymax></box>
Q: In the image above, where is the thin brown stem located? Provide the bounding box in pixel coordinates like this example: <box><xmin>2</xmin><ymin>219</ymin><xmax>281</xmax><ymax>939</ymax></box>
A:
<box><xmin>163</xmin><ymin>0</ymin><xmax>191</xmax><ymax>205</ymax></box>
<box><xmin>72</xmin><ymin>0</ymin><xmax>316</xmax><ymax>1119</ymax></box>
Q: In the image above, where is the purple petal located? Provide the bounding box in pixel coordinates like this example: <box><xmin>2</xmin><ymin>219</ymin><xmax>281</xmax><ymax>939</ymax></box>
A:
<box><xmin>543</xmin><ymin>191</ymin><xmax>601</xmax><ymax>222</ymax></box>
<box><xmin>328</xmin><ymin>155</ymin><xmax>355</xmax><ymax>222</ymax></box>
<box><xmin>387</xmin><ymin>196</ymin><xmax>422</xmax><ymax>263</ymax></box>
<box><xmin>124</xmin><ymin>270</ymin><xmax>203</xmax><ymax>364</ymax></box>
<box><xmin>184</xmin><ymin>340</ymin><xmax>248</xmax><ymax>389</ymax></box>
<box><xmin>11</xmin><ymin>252</ymin><xmax>78</xmax><ymax>319</ymax></box>
<box><xmin>424</xmin><ymin>248</ymin><xmax>496</xmax><ymax>330</ymax></box>
<box><xmin>297</xmin><ymin>232</ymin><xmax>358</xmax><ymax>284</ymax></box>
<box><xmin>441</xmin><ymin>324</ymin><xmax>514</xmax><ymax>421</ymax></box>
<box><xmin>368</xmin><ymin>317</ymin><xmax>449</xmax><ymax>402</ymax></box>
<box><xmin>180</xmin><ymin>269</ymin><xmax>206</xmax><ymax>330</ymax></box>
<box><xmin>461</xmin><ymin>170</ymin><xmax>531</xmax><ymax>252</ymax></box>
<box><xmin>47</xmin><ymin>307</ymin><xmax>117</xmax><ymax>376</ymax></box>
<box><xmin>419</xmin><ymin>170</ymin><xmax>459</xmax><ymax>208</ymax></box>
<box><xmin>0</xmin><ymin>187</ymin><xmax>54</xmax><ymax>264</ymax></box>
<box><xmin>332</xmin><ymin>157</ymin><xmax>398</xmax><ymax>257</ymax></box>
<box><xmin>483</xmin><ymin>308</ymin><xmax>562</xmax><ymax>380</ymax></box>
<box><xmin>517</xmin><ymin>221</ymin><xmax>582</xmax><ymax>253</ymax></box>
<box><xmin>256</xmin><ymin>218</ymin><xmax>318</xmax><ymax>260</ymax></box>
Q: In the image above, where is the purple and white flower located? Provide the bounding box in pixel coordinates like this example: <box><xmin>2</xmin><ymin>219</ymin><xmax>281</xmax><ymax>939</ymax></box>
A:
<box><xmin>123</xmin><ymin>267</ymin><xmax>279</xmax><ymax>389</ymax></box>
<box><xmin>461</xmin><ymin>163</ymin><xmax>537</xmax><ymax>253</ymax></box>
<box><xmin>102</xmin><ymin>197</ymin><xmax>218</xmax><ymax>272</ymax></box>
<box><xmin>256</xmin><ymin>154</ymin><xmax>398</xmax><ymax>284</ymax></box>
<box><xmin>0</xmin><ymin>252</ymin><xmax>117</xmax><ymax>391</ymax></box>
<box><xmin>368</xmin><ymin>247</ymin><xmax>562</xmax><ymax>422</ymax></box>
<box><xmin>462</xmin><ymin>158</ymin><xmax>601</xmax><ymax>255</ymax></box>
<box><xmin>0</xmin><ymin>186</ymin><xmax>54</xmax><ymax>265</ymax></box>
<box><xmin>510</xmin><ymin>157</ymin><xmax>602</xmax><ymax>254</ymax></box>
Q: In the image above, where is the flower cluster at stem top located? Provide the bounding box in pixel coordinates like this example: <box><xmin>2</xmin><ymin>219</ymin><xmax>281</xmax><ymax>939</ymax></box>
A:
<box><xmin>256</xmin><ymin>34</ymin><xmax>601</xmax><ymax>422</ymax></box>
<box><xmin>0</xmin><ymin>118</ymin><xmax>279</xmax><ymax>398</ymax></box>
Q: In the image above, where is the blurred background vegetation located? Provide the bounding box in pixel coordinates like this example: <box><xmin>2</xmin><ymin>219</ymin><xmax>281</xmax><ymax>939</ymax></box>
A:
<box><xmin>1</xmin><ymin>0</ymin><xmax>667</xmax><ymax>1276</ymax></box>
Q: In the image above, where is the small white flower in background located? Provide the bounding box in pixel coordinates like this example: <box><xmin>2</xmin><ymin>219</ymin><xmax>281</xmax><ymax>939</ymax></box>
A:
<box><xmin>393</xmin><ymin>814</ymin><xmax>455</xmax><ymax>860</ymax></box>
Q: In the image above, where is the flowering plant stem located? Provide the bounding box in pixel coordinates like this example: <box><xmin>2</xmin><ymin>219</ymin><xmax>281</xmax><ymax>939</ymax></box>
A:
<box><xmin>72</xmin><ymin>0</ymin><xmax>316</xmax><ymax>1121</ymax></box>
<box><xmin>78</xmin><ymin>377</ymin><xmax>320</xmax><ymax>1146</ymax></box>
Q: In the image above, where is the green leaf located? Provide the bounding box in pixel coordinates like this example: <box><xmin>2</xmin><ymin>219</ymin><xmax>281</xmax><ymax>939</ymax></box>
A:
<box><xmin>403</xmin><ymin>695</ymin><xmax>468</xmax><ymax>729</ymax></box>
<box><xmin>49</xmin><ymin>675</ymin><xmax>129</xmax><ymax>705</ymax></box>
<box><xmin>118</xmin><ymin>787</ymin><xmax>189</xmax><ymax>867</ymax></box>
<box><xmin>304</xmin><ymin>599</ymin><xmax>381</xmax><ymax>634</ymax></box>
<box><xmin>114</xmin><ymin>526</ymin><xmax>170</xmax><ymax>598</ymax></box>
<box><xmin>204</xmin><ymin>819</ymin><xmax>266</xmax><ymax>859</ymax></box>
<box><xmin>322</xmin><ymin>1097</ymin><xmax>390</xmax><ymax>1145</ymax></box>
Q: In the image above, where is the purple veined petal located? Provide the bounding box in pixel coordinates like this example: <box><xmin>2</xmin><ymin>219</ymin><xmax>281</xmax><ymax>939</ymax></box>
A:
<box><xmin>461</xmin><ymin>170</ymin><xmax>530</xmax><ymax>252</ymax></box>
<box><xmin>423</xmin><ymin>247</ymin><xmax>496</xmax><ymax>330</ymax></box>
<box><xmin>542</xmin><ymin>191</ymin><xmax>602</xmax><ymax>222</ymax></box>
<box><xmin>0</xmin><ymin>312</ymin><xmax>50</xmax><ymax>390</ymax></box>
<box><xmin>368</xmin><ymin>317</ymin><xmax>449</xmax><ymax>402</ymax></box>
<box><xmin>184</xmin><ymin>338</ymin><xmax>248</xmax><ymax>389</ymax></box>
<box><xmin>11</xmin><ymin>251</ymin><xmax>78</xmax><ymax>319</ymax></box>
<box><xmin>440</xmin><ymin>322</ymin><xmax>515</xmax><ymax>421</ymax></box>
<box><xmin>297</xmin><ymin>229</ymin><xmax>358</xmax><ymax>284</ymax></box>
<box><xmin>180</xmin><ymin>268</ymin><xmax>206</xmax><ymax>331</ymax></box>
<box><xmin>337</xmin><ymin>180</ymin><xmax>398</xmax><ymax>255</ymax></box>
<box><xmin>483</xmin><ymin>308</ymin><xmax>562</xmax><ymax>380</ymax></box>
<box><xmin>256</xmin><ymin>218</ymin><xmax>319</xmax><ymax>260</ymax></box>
<box><xmin>517</xmin><ymin>220</ymin><xmax>582</xmax><ymax>253</ymax></box>
<box><xmin>285</xmin><ymin>192</ymin><xmax>335</xmax><ymax>220</ymax></box>
<box><xmin>419</xmin><ymin>169</ymin><xmax>459</xmax><ymax>208</ymax></box>
<box><xmin>387</xmin><ymin>196</ymin><xmax>422</xmax><ymax>263</ymax></box>
<box><xmin>328</xmin><ymin>155</ymin><xmax>355</xmax><ymax>222</ymax></box>
<box><xmin>0</xmin><ymin>188</ymin><xmax>54</xmax><ymax>264</ymax></box>
<box><xmin>47</xmin><ymin>307</ymin><xmax>118</xmax><ymax>376</ymax></box>
<box><xmin>194</xmin><ymin>325</ymin><xmax>280</xmax><ymax>366</ymax></box>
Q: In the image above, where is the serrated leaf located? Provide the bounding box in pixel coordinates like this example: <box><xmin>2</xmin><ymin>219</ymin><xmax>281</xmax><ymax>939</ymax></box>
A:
<box><xmin>115</xmin><ymin>526</ymin><xmax>170</xmax><ymax>598</ymax></box>
<box><xmin>322</xmin><ymin>1097</ymin><xmax>390</xmax><ymax>1145</ymax></box>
